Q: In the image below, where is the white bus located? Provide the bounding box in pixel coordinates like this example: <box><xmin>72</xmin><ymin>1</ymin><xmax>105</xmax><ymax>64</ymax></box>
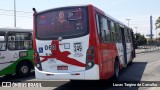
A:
<box><xmin>0</xmin><ymin>28</ymin><xmax>34</xmax><ymax>77</ymax></box>
<box><xmin>33</xmin><ymin>5</ymin><xmax>135</xmax><ymax>80</ymax></box>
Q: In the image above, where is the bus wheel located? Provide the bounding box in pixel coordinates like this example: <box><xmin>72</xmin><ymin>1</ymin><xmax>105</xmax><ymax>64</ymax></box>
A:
<box><xmin>16</xmin><ymin>62</ymin><xmax>31</xmax><ymax>77</ymax></box>
<box><xmin>113</xmin><ymin>59</ymin><xmax>120</xmax><ymax>81</ymax></box>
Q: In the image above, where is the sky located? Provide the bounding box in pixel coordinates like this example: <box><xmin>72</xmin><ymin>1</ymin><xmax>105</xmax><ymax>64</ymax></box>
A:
<box><xmin>0</xmin><ymin>0</ymin><xmax>160</xmax><ymax>38</ymax></box>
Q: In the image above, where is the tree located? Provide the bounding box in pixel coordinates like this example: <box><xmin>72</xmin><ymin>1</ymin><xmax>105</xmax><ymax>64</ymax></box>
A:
<box><xmin>155</xmin><ymin>16</ymin><xmax>160</xmax><ymax>29</ymax></box>
<box><xmin>135</xmin><ymin>33</ymin><xmax>147</xmax><ymax>46</ymax></box>
<box><xmin>155</xmin><ymin>17</ymin><xmax>160</xmax><ymax>43</ymax></box>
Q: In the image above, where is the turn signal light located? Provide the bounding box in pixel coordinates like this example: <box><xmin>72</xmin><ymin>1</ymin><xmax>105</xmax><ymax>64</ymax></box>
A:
<box><xmin>87</xmin><ymin>50</ymin><xmax>92</xmax><ymax>54</ymax></box>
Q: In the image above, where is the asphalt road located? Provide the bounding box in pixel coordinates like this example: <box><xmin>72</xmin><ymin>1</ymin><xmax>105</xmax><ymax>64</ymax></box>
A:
<box><xmin>0</xmin><ymin>50</ymin><xmax>160</xmax><ymax>90</ymax></box>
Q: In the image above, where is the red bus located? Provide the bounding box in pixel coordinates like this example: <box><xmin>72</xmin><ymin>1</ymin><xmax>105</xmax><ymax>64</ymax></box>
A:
<box><xmin>33</xmin><ymin>4</ymin><xmax>135</xmax><ymax>80</ymax></box>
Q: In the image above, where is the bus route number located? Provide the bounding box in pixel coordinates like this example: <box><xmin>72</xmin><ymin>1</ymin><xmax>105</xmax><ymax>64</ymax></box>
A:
<box><xmin>74</xmin><ymin>43</ymin><xmax>82</xmax><ymax>52</ymax></box>
<box><xmin>45</xmin><ymin>45</ymin><xmax>56</xmax><ymax>50</ymax></box>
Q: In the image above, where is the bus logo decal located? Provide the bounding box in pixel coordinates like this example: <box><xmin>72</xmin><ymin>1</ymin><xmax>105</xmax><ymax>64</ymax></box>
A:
<box><xmin>73</xmin><ymin>42</ymin><xmax>83</xmax><ymax>57</ymax></box>
<box><xmin>39</xmin><ymin>47</ymin><xmax>43</xmax><ymax>53</ymax></box>
<box><xmin>14</xmin><ymin>53</ymin><xmax>18</xmax><ymax>58</ymax></box>
<box><xmin>45</xmin><ymin>45</ymin><xmax>56</xmax><ymax>50</ymax></box>
<box><xmin>40</xmin><ymin>40</ymin><xmax>85</xmax><ymax>67</ymax></box>
<box><xmin>73</xmin><ymin>42</ymin><xmax>82</xmax><ymax>52</ymax></box>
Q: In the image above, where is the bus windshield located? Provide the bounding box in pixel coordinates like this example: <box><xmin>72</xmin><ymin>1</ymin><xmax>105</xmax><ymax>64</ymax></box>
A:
<box><xmin>36</xmin><ymin>7</ymin><xmax>88</xmax><ymax>39</ymax></box>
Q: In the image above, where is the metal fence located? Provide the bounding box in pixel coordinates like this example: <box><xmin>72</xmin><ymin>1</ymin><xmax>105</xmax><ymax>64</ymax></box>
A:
<box><xmin>136</xmin><ymin>45</ymin><xmax>160</xmax><ymax>54</ymax></box>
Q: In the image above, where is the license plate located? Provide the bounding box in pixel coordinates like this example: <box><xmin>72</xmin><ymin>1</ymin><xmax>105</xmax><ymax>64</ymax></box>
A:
<box><xmin>74</xmin><ymin>43</ymin><xmax>82</xmax><ymax>52</ymax></box>
<box><xmin>57</xmin><ymin>66</ymin><xmax>68</xmax><ymax>70</ymax></box>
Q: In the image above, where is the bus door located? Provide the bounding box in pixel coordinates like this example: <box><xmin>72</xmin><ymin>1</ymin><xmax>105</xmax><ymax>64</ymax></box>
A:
<box><xmin>131</xmin><ymin>31</ymin><xmax>136</xmax><ymax>58</ymax></box>
<box><xmin>120</xmin><ymin>27</ymin><xmax>127</xmax><ymax>65</ymax></box>
<box><xmin>0</xmin><ymin>31</ymin><xmax>8</xmax><ymax>71</ymax></box>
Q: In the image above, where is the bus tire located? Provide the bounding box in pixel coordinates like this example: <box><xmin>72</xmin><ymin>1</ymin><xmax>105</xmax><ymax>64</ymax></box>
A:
<box><xmin>113</xmin><ymin>59</ymin><xmax>120</xmax><ymax>81</ymax></box>
<box><xmin>16</xmin><ymin>61</ymin><xmax>31</xmax><ymax>77</ymax></box>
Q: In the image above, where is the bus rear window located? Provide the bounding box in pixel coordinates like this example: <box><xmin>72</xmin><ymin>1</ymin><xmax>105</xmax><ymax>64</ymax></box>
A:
<box><xmin>36</xmin><ymin>7</ymin><xmax>88</xmax><ymax>39</ymax></box>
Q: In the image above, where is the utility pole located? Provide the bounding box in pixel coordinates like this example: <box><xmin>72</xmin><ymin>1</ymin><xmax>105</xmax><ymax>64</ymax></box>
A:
<box><xmin>150</xmin><ymin>15</ymin><xmax>153</xmax><ymax>40</ymax></box>
<box><xmin>14</xmin><ymin>0</ymin><xmax>16</xmax><ymax>27</ymax></box>
<box><xmin>126</xmin><ymin>19</ymin><xmax>131</xmax><ymax>27</ymax></box>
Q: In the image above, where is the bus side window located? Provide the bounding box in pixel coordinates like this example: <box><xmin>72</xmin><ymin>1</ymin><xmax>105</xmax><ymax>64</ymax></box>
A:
<box><xmin>107</xmin><ymin>20</ymin><xmax>112</xmax><ymax>42</ymax></box>
<box><xmin>103</xmin><ymin>18</ymin><xmax>111</xmax><ymax>43</ymax></box>
<box><xmin>115</xmin><ymin>23</ymin><xmax>121</xmax><ymax>42</ymax></box>
<box><xmin>0</xmin><ymin>32</ymin><xmax>6</xmax><ymax>51</ymax></box>
<box><xmin>96</xmin><ymin>13</ymin><xmax>111</xmax><ymax>43</ymax></box>
<box><xmin>96</xmin><ymin>14</ymin><xmax>107</xmax><ymax>43</ymax></box>
<box><xmin>125</xmin><ymin>29</ymin><xmax>129</xmax><ymax>43</ymax></box>
<box><xmin>101</xmin><ymin>17</ymin><xmax>110</xmax><ymax>43</ymax></box>
<box><xmin>114</xmin><ymin>23</ymin><xmax>118</xmax><ymax>42</ymax></box>
<box><xmin>96</xmin><ymin>14</ymin><xmax>101</xmax><ymax>42</ymax></box>
<box><xmin>99</xmin><ymin>16</ymin><xmax>107</xmax><ymax>43</ymax></box>
<box><xmin>110</xmin><ymin>21</ymin><xmax>116</xmax><ymax>42</ymax></box>
<box><xmin>8</xmin><ymin>32</ymin><xmax>32</xmax><ymax>50</ymax></box>
<box><xmin>128</xmin><ymin>29</ymin><xmax>131</xmax><ymax>42</ymax></box>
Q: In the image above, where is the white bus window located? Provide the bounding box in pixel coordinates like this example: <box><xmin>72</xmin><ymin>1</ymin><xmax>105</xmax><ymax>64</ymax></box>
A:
<box><xmin>0</xmin><ymin>36</ymin><xmax>5</xmax><ymax>41</ymax></box>
<box><xmin>0</xmin><ymin>32</ymin><xmax>6</xmax><ymax>51</ymax></box>
<box><xmin>8</xmin><ymin>32</ymin><xmax>32</xmax><ymax>50</ymax></box>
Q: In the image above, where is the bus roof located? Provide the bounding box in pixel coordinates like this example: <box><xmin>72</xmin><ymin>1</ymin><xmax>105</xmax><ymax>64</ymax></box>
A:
<box><xmin>0</xmin><ymin>28</ymin><xmax>32</xmax><ymax>32</ymax></box>
<box><xmin>35</xmin><ymin>4</ymin><xmax>132</xmax><ymax>30</ymax></box>
<box><xmin>92</xmin><ymin>5</ymin><xmax>132</xmax><ymax>29</ymax></box>
<box><xmin>35</xmin><ymin>4</ymin><xmax>88</xmax><ymax>15</ymax></box>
